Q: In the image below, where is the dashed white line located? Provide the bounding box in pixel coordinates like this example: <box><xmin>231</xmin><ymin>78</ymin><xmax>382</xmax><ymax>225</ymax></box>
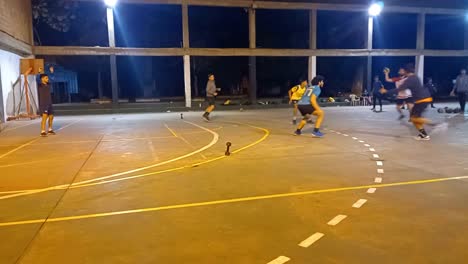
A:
<box><xmin>352</xmin><ymin>137</ymin><xmax>358</xmax><ymax>140</ymax></box>
<box><xmin>359</xmin><ymin>140</ymin><xmax>365</xmax><ymax>143</ymax></box>
<box><xmin>375</xmin><ymin>177</ymin><xmax>383</xmax><ymax>183</ymax></box>
<box><xmin>336</xmin><ymin>132</ymin><xmax>342</xmax><ymax>135</ymax></box>
<box><xmin>343</xmin><ymin>134</ymin><xmax>349</xmax><ymax>137</ymax></box>
<box><xmin>298</xmin><ymin>233</ymin><xmax>325</xmax><ymax>248</ymax></box>
<box><xmin>377</xmin><ymin>169</ymin><xmax>384</xmax><ymax>174</ymax></box>
<box><xmin>367</xmin><ymin>188</ymin><xmax>377</xmax><ymax>193</ymax></box>
<box><xmin>327</xmin><ymin>214</ymin><xmax>347</xmax><ymax>226</ymax></box>
<box><xmin>364</xmin><ymin>144</ymin><xmax>371</xmax><ymax>147</ymax></box>
<box><xmin>267</xmin><ymin>256</ymin><xmax>290</xmax><ymax>264</ymax></box>
<box><xmin>352</xmin><ymin>199</ymin><xmax>368</xmax><ymax>208</ymax></box>
<box><xmin>376</xmin><ymin>161</ymin><xmax>383</xmax><ymax>166</ymax></box>
<box><xmin>369</xmin><ymin>148</ymin><xmax>376</xmax><ymax>152</ymax></box>
<box><xmin>373</xmin><ymin>154</ymin><xmax>380</xmax><ymax>159</ymax></box>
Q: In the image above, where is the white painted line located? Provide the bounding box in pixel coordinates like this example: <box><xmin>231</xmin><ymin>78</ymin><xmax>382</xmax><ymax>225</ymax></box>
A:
<box><xmin>327</xmin><ymin>214</ymin><xmax>347</xmax><ymax>226</ymax></box>
<box><xmin>336</xmin><ymin>132</ymin><xmax>342</xmax><ymax>135</ymax></box>
<box><xmin>377</xmin><ymin>169</ymin><xmax>384</xmax><ymax>174</ymax></box>
<box><xmin>369</xmin><ymin>148</ymin><xmax>376</xmax><ymax>152</ymax></box>
<box><xmin>352</xmin><ymin>137</ymin><xmax>358</xmax><ymax>140</ymax></box>
<box><xmin>375</xmin><ymin>177</ymin><xmax>383</xmax><ymax>183</ymax></box>
<box><xmin>359</xmin><ymin>140</ymin><xmax>365</xmax><ymax>143</ymax></box>
<box><xmin>267</xmin><ymin>256</ymin><xmax>290</xmax><ymax>264</ymax></box>
<box><xmin>343</xmin><ymin>134</ymin><xmax>349</xmax><ymax>137</ymax></box>
<box><xmin>373</xmin><ymin>154</ymin><xmax>380</xmax><ymax>159</ymax></box>
<box><xmin>352</xmin><ymin>199</ymin><xmax>368</xmax><ymax>208</ymax></box>
<box><xmin>298</xmin><ymin>232</ymin><xmax>325</xmax><ymax>248</ymax></box>
<box><xmin>330</xmin><ymin>130</ymin><xmax>335</xmax><ymax>132</ymax></box>
<box><xmin>376</xmin><ymin>161</ymin><xmax>383</xmax><ymax>166</ymax></box>
<box><xmin>367</xmin><ymin>188</ymin><xmax>377</xmax><ymax>194</ymax></box>
<box><xmin>364</xmin><ymin>144</ymin><xmax>371</xmax><ymax>147</ymax></box>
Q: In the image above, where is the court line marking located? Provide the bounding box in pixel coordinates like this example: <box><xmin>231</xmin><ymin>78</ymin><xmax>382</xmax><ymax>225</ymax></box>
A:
<box><xmin>267</xmin><ymin>256</ymin><xmax>290</xmax><ymax>264</ymax></box>
<box><xmin>0</xmin><ymin>119</ymin><xmax>82</xmax><ymax>160</ymax></box>
<box><xmin>369</xmin><ymin>148</ymin><xmax>376</xmax><ymax>152</ymax></box>
<box><xmin>367</xmin><ymin>188</ymin><xmax>377</xmax><ymax>194</ymax></box>
<box><xmin>377</xmin><ymin>169</ymin><xmax>384</xmax><ymax>174</ymax></box>
<box><xmin>2</xmin><ymin>174</ymin><xmax>466</xmax><ymax>227</ymax></box>
<box><xmin>298</xmin><ymin>232</ymin><xmax>324</xmax><ymax>248</ymax></box>
<box><xmin>164</xmin><ymin>123</ymin><xmax>179</xmax><ymax>138</ymax></box>
<box><xmin>376</xmin><ymin>161</ymin><xmax>383</xmax><ymax>166</ymax></box>
<box><xmin>364</xmin><ymin>144</ymin><xmax>371</xmax><ymax>147</ymax></box>
<box><xmin>1</xmin><ymin>121</ymin><xmax>39</xmax><ymax>132</ymax></box>
<box><xmin>373</xmin><ymin>154</ymin><xmax>380</xmax><ymax>159</ymax></box>
<box><xmin>327</xmin><ymin>215</ymin><xmax>347</xmax><ymax>226</ymax></box>
<box><xmin>375</xmin><ymin>177</ymin><xmax>383</xmax><ymax>183</ymax></box>
<box><xmin>0</xmin><ymin>122</ymin><xmax>269</xmax><ymax>199</ymax></box>
<box><xmin>0</xmin><ymin>121</ymin><xmax>218</xmax><ymax>200</ymax></box>
<box><xmin>352</xmin><ymin>199</ymin><xmax>367</xmax><ymax>208</ymax></box>
<box><xmin>352</xmin><ymin>137</ymin><xmax>358</xmax><ymax>140</ymax></box>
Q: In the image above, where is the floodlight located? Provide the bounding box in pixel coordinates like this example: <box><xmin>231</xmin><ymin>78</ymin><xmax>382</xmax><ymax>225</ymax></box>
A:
<box><xmin>104</xmin><ymin>0</ymin><xmax>117</xmax><ymax>8</ymax></box>
<box><xmin>369</xmin><ymin>2</ymin><xmax>383</xmax><ymax>17</ymax></box>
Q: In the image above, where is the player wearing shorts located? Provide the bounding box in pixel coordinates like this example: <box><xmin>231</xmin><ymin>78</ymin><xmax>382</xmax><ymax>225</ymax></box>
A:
<box><xmin>381</xmin><ymin>64</ymin><xmax>446</xmax><ymax>141</ymax></box>
<box><xmin>202</xmin><ymin>74</ymin><xmax>220</xmax><ymax>122</ymax></box>
<box><xmin>37</xmin><ymin>74</ymin><xmax>55</xmax><ymax>137</ymax></box>
<box><xmin>384</xmin><ymin>67</ymin><xmax>414</xmax><ymax>120</ymax></box>
<box><xmin>294</xmin><ymin>76</ymin><xmax>325</xmax><ymax>138</ymax></box>
<box><xmin>288</xmin><ymin>80</ymin><xmax>307</xmax><ymax>125</ymax></box>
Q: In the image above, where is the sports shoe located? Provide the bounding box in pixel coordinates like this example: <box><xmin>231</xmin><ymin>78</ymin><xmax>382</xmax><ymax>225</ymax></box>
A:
<box><xmin>294</xmin><ymin>130</ymin><xmax>302</xmax><ymax>136</ymax></box>
<box><xmin>312</xmin><ymin>131</ymin><xmax>324</xmax><ymax>138</ymax></box>
<box><xmin>414</xmin><ymin>134</ymin><xmax>430</xmax><ymax>141</ymax></box>
<box><xmin>40</xmin><ymin>131</ymin><xmax>47</xmax><ymax>137</ymax></box>
<box><xmin>48</xmin><ymin>130</ymin><xmax>56</xmax><ymax>135</ymax></box>
<box><xmin>202</xmin><ymin>113</ymin><xmax>210</xmax><ymax>122</ymax></box>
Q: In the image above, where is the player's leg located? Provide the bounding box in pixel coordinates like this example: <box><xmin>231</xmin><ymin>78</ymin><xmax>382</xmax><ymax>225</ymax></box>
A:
<box><xmin>377</xmin><ymin>95</ymin><xmax>383</xmax><ymax>112</ymax></box>
<box><xmin>40</xmin><ymin>113</ymin><xmax>48</xmax><ymax>136</ymax></box>
<box><xmin>294</xmin><ymin>105</ymin><xmax>309</xmax><ymax>135</ymax></box>
<box><xmin>410</xmin><ymin>103</ymin><xmax>430</xmax><ymax>140</ymax></box>
<box><xmin>311</xmin><ymin>109</ymin><xmax>324</xmax><ymax>137</ymax></box>
<box><xmin>292</xmin><ymin>102</ymin><xmax>298</xmax><ymax>124</ymax></box>
<box><xmin>371</xmin><ymin>96</ymin><xmax>376</xmax><ymax>110</ymax></box>
<box><xmin>459</xmin><ymin>92</ymin><xmax>466</xmax><ymax>112</ymax></box>
<box><xmin>396</xmin><ymin>99</ymin><xmax>404</xmax><ymax>119</ymax></box>
<box><xmin>47</xmin><ymin>106</ymin><xmax>56</xmax><ymax>134</ymax></box>
<box><xmin>203</xmin><ymin>98</ymin><xmax>215</xmax><ymax>121</ymax></box>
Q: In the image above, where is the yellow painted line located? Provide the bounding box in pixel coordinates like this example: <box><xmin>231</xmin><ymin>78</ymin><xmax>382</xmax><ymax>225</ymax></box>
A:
<box><xmin>1</xmin><ymin>175</ymin><xmax>467</xmax><ymax>228</ymax></box>
<box><xmin>164</xmin><ymin>123</ymin><xmax>179</xmax><ymax>138</ymax></box>
<box><xmin>0</xmin><ymin>121</ymin><xmax>219</xmax><ymax>200</ymax></box>
<box><xmin>2</xmin><ymin>121</ymin><xmax>38</xmax><ymax>132</ymax></box>
<box><xmin>0</xmin><ymin>122</ymin><xmax>269</xmax><ymax>198</ymax></box>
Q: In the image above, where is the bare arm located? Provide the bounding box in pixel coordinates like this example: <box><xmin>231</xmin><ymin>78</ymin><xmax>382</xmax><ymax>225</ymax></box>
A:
<box><xmin>384</xmin><ymin>72</ymin><xmax>394</xmax><ymax>83</ymax></box>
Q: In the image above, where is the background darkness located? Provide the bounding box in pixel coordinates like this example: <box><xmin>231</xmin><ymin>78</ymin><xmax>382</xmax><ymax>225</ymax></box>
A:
<box><xmin>35</xmin><ymin>1</ymin><xmax>468</xmax><ymax>102</ymax></box>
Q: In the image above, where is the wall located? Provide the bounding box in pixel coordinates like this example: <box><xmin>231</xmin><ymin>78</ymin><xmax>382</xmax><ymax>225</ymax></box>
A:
<box><xmin>0</xmin><ymin>49</ymin><xmax>38</xmax><ymax>123</ymax></box>
<box><xmin>0</xmin><ymin>0</ymin><xmax>33</xmax><ymax>45</ymax></box>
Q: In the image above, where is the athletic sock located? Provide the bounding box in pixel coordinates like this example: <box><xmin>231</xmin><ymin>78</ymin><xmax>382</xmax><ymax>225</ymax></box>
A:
<box><xmin>313</xmin><ymin>128</ymin><xmax>319</xmax><ymax>133</ymax></box>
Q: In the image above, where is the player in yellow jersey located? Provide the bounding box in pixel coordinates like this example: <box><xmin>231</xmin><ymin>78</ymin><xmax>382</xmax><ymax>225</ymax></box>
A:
<box><xmin>288</xmin><ymin>80</ymin><xmax>308</xmax><ymax>125</ymax></box>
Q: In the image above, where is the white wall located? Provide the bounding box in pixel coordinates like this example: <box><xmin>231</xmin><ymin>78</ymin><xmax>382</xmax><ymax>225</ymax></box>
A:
<box><xmin>0</xmin><ymin>49</ymin><xmax>37</xmax><ymax>123</ymax></box>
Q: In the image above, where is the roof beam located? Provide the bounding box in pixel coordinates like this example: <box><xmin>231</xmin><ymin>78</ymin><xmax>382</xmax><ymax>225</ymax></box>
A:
<box><xmin>0</xmin><ymin>31</ymin><xmax>32</xmax><ymax>56</ymax></box>
<box><xmin>33</xmin><ymin>46</ymin><xmax>468</xmax><ymax>57</ymax></box>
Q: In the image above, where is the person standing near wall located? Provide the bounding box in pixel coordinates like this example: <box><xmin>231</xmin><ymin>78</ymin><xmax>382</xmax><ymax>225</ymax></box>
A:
<box><xmin>451</xmin><ymin>69</ymin><xmax>468</xmax><ymax>113</ymax></box>
<box><xmin>371</xmin><ymin>75</ymin><xmax>384</xmax><ymax>112</ymax></box>
<box><xmin>37</xmin><ymin>74</ymin><xmax>55</xmax><ymax>137</ymax></box>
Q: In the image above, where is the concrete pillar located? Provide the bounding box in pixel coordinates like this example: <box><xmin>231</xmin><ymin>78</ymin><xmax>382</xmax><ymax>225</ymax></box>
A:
<box><xmin>416</xmin><ymin>55</ymin><xmax>424</xmax><ymax>80</ymax></box>
<box><xmin>465</xmin><ymin>19</ymin><xmax>468</xmax><ymax>50</ymax></box>
<box><xmin>184</xmin><ymin>55</ymin><xmax>191</xmax><ymax>108</ymax></box>
<box><xmin>308</xmin><ymin>9</ymin><xmax>317</xmax><ymax>81</ymax></box>
<box><xmin>106</xmin><ymin>7</ymin><xmax>118</xmax><ymax>104</ymax></box>
<box><xmin>249</xmin><ymin>8</ymin><xmax>257</xmax><ymax>103</ymax></box>
<box><xmin>416</xmin><ymin>13</ymin><xmax>425</xmax><ymax>50</ymax></box>
<box><xmin>182</xmin><ymin>3</ymin><xmax>191</xmax><ymax>107</ymax></box>
<box><xmin>366</xmin><ymin>17</ymin><xmax>374</xmax><ymax>95</ymax></box>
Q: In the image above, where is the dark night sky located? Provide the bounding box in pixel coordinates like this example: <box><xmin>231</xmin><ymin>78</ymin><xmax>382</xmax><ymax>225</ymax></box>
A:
<box><xmin>35</xmin><ymin>0</ymin><xmax>468</xmax><ymax>102</ymax></box>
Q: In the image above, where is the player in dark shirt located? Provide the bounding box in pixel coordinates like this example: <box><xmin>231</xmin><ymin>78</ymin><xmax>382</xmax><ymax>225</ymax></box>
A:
<box><xmin>37</xmin><ymin>74</ymin><xmax>55</xmax><ymax>137</ymax></box>
<box><xmin>381</xmin><ymin>64</ymin><xmax>446</xmax><ymax>141</ymax></box>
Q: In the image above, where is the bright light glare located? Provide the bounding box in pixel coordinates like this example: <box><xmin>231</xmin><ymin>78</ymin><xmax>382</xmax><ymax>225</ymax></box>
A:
<box><xmin>368</xmin><ymin>2</ymin><xmax>383</xmax><ymax>17</ymax></box>
<box><xmin>465</xmin><ymin>13</ymin><xmax>468</xmax><ymax>22</ymax></box>
<box><xmin>104</xmin><ymin>0</ymin><xmax>117</xmax><ymax>7</ymax></box>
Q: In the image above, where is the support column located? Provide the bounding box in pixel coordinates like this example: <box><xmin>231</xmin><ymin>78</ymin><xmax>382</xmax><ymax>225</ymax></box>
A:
<box><xmin>248</xmin><ymin>7</ymin><xmax>257</xmax><ymax>103</ymax></box>
<box><xmin>182</xmin><ymin>3</ymin><xmax>191</xmax><ymax>107</ymax></box>
<box><xmin>416</xmin><ymin>13</ymin><xmax>425</xmax><ymax>80</ymax></box>
<box><xmin>106</xmin><ymin>7</ymin><xmax>118</xmax><ymax>104</ymax></box>
<box><xmin>184</xmin><ymin>55</ymin><xmax>192</xmax><ymax>108</ymax></box>
<box><xmin>465</xmin><ymin>18</ymin><xmax>468</xmax><ymax>50</ymax></box>
<box><xmin>366</xmin><ymin>16</ymin><xmax>374</xmax><ymax>94</ymax></box>
<box><xmin>308</xmin><ymin>9</ymin><xmax>317</xmax><ymax>81</ymax></box>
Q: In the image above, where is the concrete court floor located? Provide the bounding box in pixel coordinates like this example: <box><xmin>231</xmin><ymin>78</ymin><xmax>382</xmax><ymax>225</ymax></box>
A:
<box><xmin>0</xmin><ymin>105</ymin><xmax>467</xmax><ymax>264</ymax></box>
